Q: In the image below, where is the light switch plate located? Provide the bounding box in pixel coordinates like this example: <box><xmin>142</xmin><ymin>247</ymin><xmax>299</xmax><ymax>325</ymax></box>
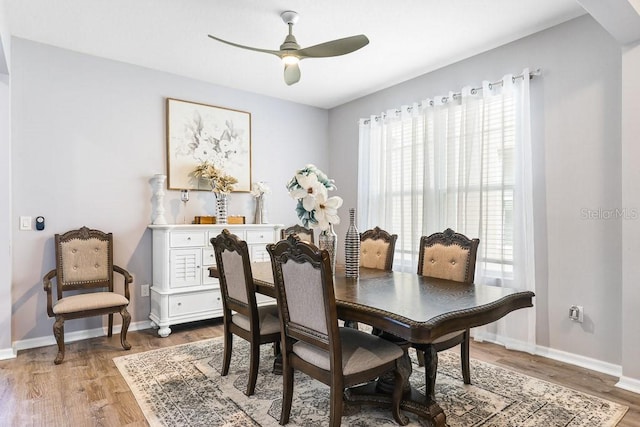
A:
<box><xmin>20</xmin><ymin>216</ymin><xmax>32</xmax><ymax>230</ymax></box>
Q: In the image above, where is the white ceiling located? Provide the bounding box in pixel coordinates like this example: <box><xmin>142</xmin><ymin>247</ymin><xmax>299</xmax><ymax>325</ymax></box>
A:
<box><xmin>5</xmin><ymin>0</ymin><xmax>586</xmax><ymax>109</ymax></box>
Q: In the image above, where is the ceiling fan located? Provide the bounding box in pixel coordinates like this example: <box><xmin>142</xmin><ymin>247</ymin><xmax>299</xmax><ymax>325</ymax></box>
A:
<box><xmin>207</xmin><ymin>10</ymin><xmax>369</xmax><ymax>86</ymax></box>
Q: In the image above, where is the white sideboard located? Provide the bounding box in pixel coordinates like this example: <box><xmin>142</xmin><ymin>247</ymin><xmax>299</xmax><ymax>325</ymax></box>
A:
<box><xmin>148</xmin><ymin>223</ymin><xmax>283</xmax><ymax>337</ymax></box>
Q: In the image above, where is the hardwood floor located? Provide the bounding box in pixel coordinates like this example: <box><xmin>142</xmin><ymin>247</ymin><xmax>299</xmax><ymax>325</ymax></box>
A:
<box><xmin>0</xmin><ymin>320</ymin><xmax>638</xmax><ymax>426</ymax></box>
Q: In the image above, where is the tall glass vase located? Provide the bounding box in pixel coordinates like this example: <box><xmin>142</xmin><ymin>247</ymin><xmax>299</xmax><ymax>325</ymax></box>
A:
<box><xmin>319</xmin><ymin>223</ymin><xmax>338</xmax><ymax>274</ymax></box>
<box><xmin>344</xmin><ymin>208</ymin><xmax>360</xmax><ymax>278</ymax></box>
<box><xmin>216</xmin><ymin>193</ymin><xmax>228</xmax><ymax>224</ymax></box>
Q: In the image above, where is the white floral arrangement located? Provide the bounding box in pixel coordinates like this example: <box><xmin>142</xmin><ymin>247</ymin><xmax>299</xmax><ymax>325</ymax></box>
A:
<box><xmin>250</xmin><ymin>181</ymin><xmax>270</xmax><ymax>198</ymax></box>
<box><xmin>286</xmin><ymin>164</ymin><xmax>343</xmax><ymax>231</ymax></box>
<box><xmin>191</xmin><ymin>161</ymin><xmax>238</xmax><ymax>194</ymax></box>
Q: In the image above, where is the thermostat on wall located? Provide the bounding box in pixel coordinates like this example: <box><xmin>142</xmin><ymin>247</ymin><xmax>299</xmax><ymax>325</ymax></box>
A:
<box><xmin>35</xmin><ymin>216</ymin><xmax>45</xmax><ymax>231</ymax></box>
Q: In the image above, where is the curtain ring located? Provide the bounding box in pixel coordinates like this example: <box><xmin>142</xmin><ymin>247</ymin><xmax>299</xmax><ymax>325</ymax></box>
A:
<box><xmin>471</xmin><ymin>88</ymin><xmax>478</xmax><ymax>95</ymax></box>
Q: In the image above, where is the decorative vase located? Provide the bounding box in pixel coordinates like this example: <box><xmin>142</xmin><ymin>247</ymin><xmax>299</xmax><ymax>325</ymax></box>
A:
<box><xmin>254</xmin><ymin>195</ymin><xmax>265</xmax><ymax>224</ymax></box>
<box><xmin>216</xmin><ymin>193</ymin><xmax>228</xmax><ymax>224</ymax></box>
<box><xmin>344</xmin><ymin>208</ymin><xmax>360</xmax><ymax>278</ymax></box>
<box><xmin>151</xmin><ymin>174</ymin><xmax>167</xmax><ymax>225</ymax></box>
<box><xmin>319</xmin><ymin>223</ymin><xmax>338</xmax><ymax>274</ymax></box>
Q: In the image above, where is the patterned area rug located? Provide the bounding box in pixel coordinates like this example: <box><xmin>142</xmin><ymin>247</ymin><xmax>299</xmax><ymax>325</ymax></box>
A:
<box><xmin>113</xmin><ymin>337</ymin><xmax>627</xmax><ymax>426</ymax></box>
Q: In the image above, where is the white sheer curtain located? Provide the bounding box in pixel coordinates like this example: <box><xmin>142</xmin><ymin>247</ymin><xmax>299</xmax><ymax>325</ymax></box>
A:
<box><xmin>358</xmin><ymin>69</ymin><xmax>536</xmax><ymax>353</ymax></box>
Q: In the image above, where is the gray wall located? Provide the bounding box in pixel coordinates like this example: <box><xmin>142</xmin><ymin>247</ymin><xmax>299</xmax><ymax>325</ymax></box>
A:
<box><xmin>10</xmin><ymin>38</ymin><xmax>328</xmax><ymax>342</ymax></box>
<box><xmin>328</xmin><ymin>15</ymin><xmax>624</xmax><ymax>366</ymax></box>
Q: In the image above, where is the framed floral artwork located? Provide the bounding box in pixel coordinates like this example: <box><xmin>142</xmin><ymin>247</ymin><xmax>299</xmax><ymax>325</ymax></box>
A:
<box><xmin>166</xmin><ymin>98</ymin><xmax>252</xmax><ymax>191</ymax></box>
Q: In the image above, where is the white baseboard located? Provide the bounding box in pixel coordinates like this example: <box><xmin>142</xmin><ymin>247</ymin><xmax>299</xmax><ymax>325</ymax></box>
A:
<box><xmin>8</xmin><ymin>320</ymin><xmax>152</xmax><ymax>355</ymax></box>
<box><xmin>472</xmin><ymin>330</ymin><xmax>640</xmax><ymax>394</ymax></box>
<box><xmin>0</xmin><ymin>347</ymin><xmax>16</xmax><ymax>360</ymax></box>
<box><xmin>616</xmin><ymin>376</ymin><xmax>640</xmax><ymax>395</ymax></box>
<box><xmin>534</xmin><ymin>344</ymin><xmax>622</xmax><ymax>378</ymax></box>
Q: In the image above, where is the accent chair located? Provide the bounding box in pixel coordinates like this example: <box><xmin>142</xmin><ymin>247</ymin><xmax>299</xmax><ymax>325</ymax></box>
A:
<box><xmin>42</xmin><ymin>226</ymin><xmax>133</xmax><ymax>364</ymax></box>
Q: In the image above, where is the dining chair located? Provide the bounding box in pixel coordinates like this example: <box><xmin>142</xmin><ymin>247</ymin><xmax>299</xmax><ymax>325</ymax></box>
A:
<box><xmin>346</xmin><ymin>226</ymin><xmax>398</xmax><ymax>330</ymax></box>
<box><xmin>42</xmin><ymin>226</ymin><xmax>133</xmax><ymax>364</ymax></box>
<box><xmin>280</xmin><ymin>224</ymin><xmax>315</xmax><ymax>244</ymax></box>
<box><xmin>414</xmin><ymin>228</ymin><xmax>479</xmax><ymax>384</ymax></box>
<box><xmin>267</xmin><ymin>234</ymin><xmax>408</xmax><ymax>427</ymax></box>
<box><xmin>211</xmin><ymin>229</ymin><xmax>281</xmax><ymax>396</ymax></box>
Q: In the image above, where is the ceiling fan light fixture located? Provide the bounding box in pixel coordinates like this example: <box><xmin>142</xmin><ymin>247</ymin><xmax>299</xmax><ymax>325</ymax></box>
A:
<box><xmin>207</xmin><ymin>10</ymin><xmax>369</xmax><ymax>86</ymax></box>
<box><xmin>282</xmin><ymin>55</ymin><xmax>300</xmax><ymax>65</ymax></box>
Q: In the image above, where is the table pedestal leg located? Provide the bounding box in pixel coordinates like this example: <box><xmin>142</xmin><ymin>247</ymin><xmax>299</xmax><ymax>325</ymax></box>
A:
<box><xmin>344</xmin><ymin>333</ymin><xmax>446</xmax><ymax>426</ymax></box>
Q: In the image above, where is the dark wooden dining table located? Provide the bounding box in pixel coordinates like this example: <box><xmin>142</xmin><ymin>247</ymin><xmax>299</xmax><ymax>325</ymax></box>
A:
<box><xmin>210</xmin><ymin>262</ymin><xmax>534</xmax><ymax>427</ymax></box>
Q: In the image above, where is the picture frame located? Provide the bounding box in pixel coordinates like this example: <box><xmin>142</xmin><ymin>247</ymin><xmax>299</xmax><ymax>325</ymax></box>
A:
<box><xmin>166</xmin><ymin>98</ymin><xmax>252</xmax><ymax>191</ymax></box>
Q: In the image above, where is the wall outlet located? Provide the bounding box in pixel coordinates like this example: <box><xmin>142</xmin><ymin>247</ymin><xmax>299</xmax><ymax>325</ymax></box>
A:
<box><xmin>141</xmin><ymin>284</ymin><xmax>150</xmax><ymax>297</ymax></box>
<box><xmin>569</xmin><ymin>305</ymin><xmax>584</xmax><ymax>323</ymax></box>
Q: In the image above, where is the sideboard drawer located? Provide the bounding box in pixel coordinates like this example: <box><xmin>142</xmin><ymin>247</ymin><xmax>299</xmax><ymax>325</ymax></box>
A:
<box><xmin>169</xmin><ymin>290</ymin><xmax>222</xmax><ymax>317</ymax></box>
<box><xmin>202</xmin><ymin>248</ymin><xmax>216</xmax><ymax>266</ymax></box>
<box><xmin>246</xmin><ymin>230</ymin><xmax>272</xmax><ymax>244</ymax></box>
<box><xmin>170</xmin><ymin>232</ymin><xmax>206</xmax><ymax>247</ymax></box>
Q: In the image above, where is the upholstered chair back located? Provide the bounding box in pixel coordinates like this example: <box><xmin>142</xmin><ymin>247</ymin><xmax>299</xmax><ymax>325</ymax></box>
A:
<box><xmin>281</xmin><ymin>224</ymin><xmax>315</xmax><ymax>245</ymax></box>
<box><xmin>359</xmin><ymin>227</ymin><xmax>398</xmax><ymax>271</ymax></box>
<box><xmin>417</xmin><ymin>228</ymin><xmax>479</xmax><ymax>284</ymax></box>
<box><xmin>212</xmin><ymin>229</ymin><xmax>258</xmax><ymax>316</ymax></box>
<box><xmin>221</xmin><ymin>250</ymin><xmax>249</xmax><ymax>304</ymax></box>
<box><xmin>268</xmin><ymin>234</ymin><xmax>338</xmax><ymax>353</ymax></box>
<box><xmin>55</xmin><ymin>227</ymin><xmax>115</xmax><ymax>295</ymax></box>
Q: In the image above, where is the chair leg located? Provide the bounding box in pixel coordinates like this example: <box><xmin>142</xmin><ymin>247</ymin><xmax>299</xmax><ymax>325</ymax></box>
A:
<box><xmin>222</xmin><ymin>329</ymin><xmax>233</xmax><ymax>376</ymax></box>
<box><xmin>329</xmin><ymin>379</ymin><xmax>344</xmax><ymax>427</ymax></box>
<box><xmin>461</xmin><ymin>330</ymin><xmax>471</xmax><ymax>384</ymax></box>
<box><xmin>280</xmin><ymin>361</ymin><xmax>294</xmax><ymax>425</ymax></box>
<box><xmin>120</xmin><ymin>307</ymin><xmax>132</xmax><ymax>350</ymax></box>
<box><xmin>246</xmin><ymin>341</ymin><xmax>259</xmax><ymax>396</ymax></box>
<box><xmin>53</xmin><ymin>316</ymin><xmax>65</xmax><ymax>365</ymax></box>
<box><xmin>108</xmin><ymin>313</ymin><xmax>114</xmax><ymax>337</ymax></box>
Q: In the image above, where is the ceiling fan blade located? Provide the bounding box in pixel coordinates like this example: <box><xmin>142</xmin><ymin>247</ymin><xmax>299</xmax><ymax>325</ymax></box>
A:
<box><xmin>208</xmin><ymin>34</ymin><xmax>282</xmax><ymax>57</ymax></box>
<box><xmin>296</xmin><ymin>34</ymin><xmax>369</xmax><ymax>59</ymax></box>
<box><xmin>284</xmin><ymin>63</ymin><xmax>301</xmax><ymax>85</ymax></box>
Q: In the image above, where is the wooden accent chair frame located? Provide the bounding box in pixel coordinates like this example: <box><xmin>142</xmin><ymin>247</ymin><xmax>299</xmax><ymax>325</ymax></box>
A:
<box><xmin>280</xmin><ymin>224</ymin><xmax>315</xmax><ymax>245</ymax></box>
<box><xmin>211</xmin><ymin>229</ymin><xmax>281</xmax><ymax>396</ymax></box>
<box><xmin>414</xmin><ymin>228</ymin><xmax>480</xmax><ymax>384</ymax></box>
<box><xmin>360</xmin><ymin>226</ymin><xmax>398</xmax><ymax>271</ymax></box>
<box><xmin>42</xmin><ymin>226</ymin><xmax>133</xmax><ymax>364</ymax></box>
<box><xmin>267</xmin><ymin>234</ymin><xmax>408</xmax><ymax>427</ymax></box>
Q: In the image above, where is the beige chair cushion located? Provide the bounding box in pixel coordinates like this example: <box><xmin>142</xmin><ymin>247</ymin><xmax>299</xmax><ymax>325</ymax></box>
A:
<box><xmin>52</xmin><ymin>292</ymin><xmax>128</xmax><ymax>314</ymax></box>
<box><xmin>231</xmin><ymin>304</ymin><xmax>280</xmax><ymax>335</ymax></box>
<box><xmin>221</xmin><ymin>249</ymin><xmax>248</xmax><ymax>304</ymax></box>
<box><xmin>60</xmin><ymin>238</ymin><xmax>109</xmax><ymax>283</ymax></box>
<box><xmin>360</xmin><ymin>239</ymin><xmax>390</xmax><ymax>270</ymax></box>
<box><xmin>293</xmin><ymin>327</ymin><xmax>403</xmax><ymax>376</ymax></box>
<box><xmin>421</xmin><ymin>243</ymin><xmax>470</xmax><ymax>282</ymax></box>
<box><xmin>282</xmin><ymin>259</ymin><xmax>327</xmax><ymax>335</ymax></box>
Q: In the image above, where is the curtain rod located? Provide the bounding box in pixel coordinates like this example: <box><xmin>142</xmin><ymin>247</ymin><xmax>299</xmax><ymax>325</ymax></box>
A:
<box><xmin>362</xmin><ymin>68</ymin><xmax>541</xmax><ymax>124</ymax></box>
